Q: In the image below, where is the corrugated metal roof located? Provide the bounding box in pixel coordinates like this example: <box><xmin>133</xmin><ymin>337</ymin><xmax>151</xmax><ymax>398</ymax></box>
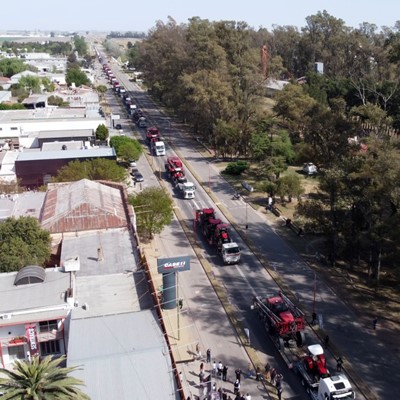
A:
<box><xmin>16</xmin><ymin>147</ymin><xmax>116</xmax><ymax>162</ymax></box>
<box><xmin>40</xmin><ymin>179</ymin><xmax>127</xmax><ymax>233</ymax></box>
<box><xmin>38</xmin><ymin>129</ymin><xmax>94</xmax><ymax>139</ymax></box>
<box><xmin>68</xmin><ymin>311</ymin><xmax>179</xmax><ymax>400</ymax></box>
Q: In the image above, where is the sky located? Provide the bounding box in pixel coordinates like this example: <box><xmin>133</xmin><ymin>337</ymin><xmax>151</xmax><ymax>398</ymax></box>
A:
<box><xmin>2</xmin><ymin>0</ymin><xmax>400</xmax><ymax>33</ymax></box>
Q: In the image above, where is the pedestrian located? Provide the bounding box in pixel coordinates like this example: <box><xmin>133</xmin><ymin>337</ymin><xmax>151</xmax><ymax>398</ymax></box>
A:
<box><xmin>277</xmin><ymin>386</ymin><xmax>283</xmax><ymax>400</ymax></box>
<box><xmin>235</xmin><ymin>367</ymin><xmax>241</xmax><ymax>382</ymax></box>
<box><xmin>212</xmin><ymin>360</ymin><xmax>217</xmax><ymax>376</ymax></box>
<box><xmin>206</xmin><ymin>348</ymin><xmax>211</xmax><ymax>363</ymax></box>
<box><xmin>311</xmin><ymin>312</ymin><xmax>317</xmax><ymax>325</ymax></box>
<box><xmin>222</xmin><ymin>390</ymin><xmax>228</xmax><ymax>400</ymax></box>
<box><xmin>196</xmin><ymin>343</ymin><xmax>202</xmax><ymax>360</ymax></box>
<box><xmin>245</xmin><ymin>393</ymin><xmax>251</xmax><ymax>400</ymax></box>
<box><xmin>178</xmin><ymin>298</ymin><xmax>183</xmax><ymax>309</ymax></box>
<box><xmin>200</xmin><ymin>362</ymin><xmax>204</xmax><ymax>373</ymax></box>
<box><xmin>297</xmin><ymin>227</ymin><xmax>304</xmax><ymax>236</ymax></box>
<box><xmin>324</xmin><ymin>335</ymin><xmax>330</xmax><ymax>349</ymax></box>
<box><xmin>373</xmin><ymin>317</ymin><xmax>378</xmax><ymax>330</ymax></box>
<box><xmin>256</xmin><ymin>366</ymin><xmax>261</xmax><ymax>381</ymax></box>
<box><xmin>336</xmin><ymin>357</ymin><xmax>343</xmax><ymax>372</ymax></box>
<box><xmin>275</xmin><ymin>373</ymin><xmax>283</xmax><ymax>389</ymax></box>
<box><xmin>233</xmin><ymin>378</ymin><xmax>240</xmax><ymax>395</ymax></box>
<box><xmin>179</xmin><ymin>371</ymin><xmax>183</xmax><ymax>384</ymax></box>
<box><xmin>247</xmin><ymin>362</ymin><xmax>253</xmax><ymax>378</ymax></box>
<box><xmin>234</xmin><ymin>394</ymin><xmax>241</xmax><ymax>400</ymax></box>
<box><xmin>264</xmin><ymin>362</ymin><xmax>271</xmax><ymax>380</ymax></box>
<box><xmin>270</xmin><ymin>367</ymin><xmax>277</xmax><ymax>385</ymax></box>
<box><xmin>218</xmin><ymin>361</ymin><xmax>223</xmax><ymax>376</ymax></box>
<box><xmin>222</xmin><ymin>365</ymin><xmax>228</xmax><ymax>381</ymax></box>
<box><xmin>199</xmin><ymin>370</ymin><xmax>205</xmax><ymax>383</ymax></box>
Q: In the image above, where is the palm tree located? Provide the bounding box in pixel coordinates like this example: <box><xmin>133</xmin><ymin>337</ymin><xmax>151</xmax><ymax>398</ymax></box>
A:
<box><xmin>0</xmin><ymin>355</ymin><xmax>90</xmax><ymax>399</ymax></box>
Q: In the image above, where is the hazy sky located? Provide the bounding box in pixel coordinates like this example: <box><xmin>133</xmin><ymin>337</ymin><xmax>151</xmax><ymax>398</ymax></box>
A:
<box><xmin>3</xmin><ymin>0</ymin><xmax>400</xmax><ymax>33</ymax></box>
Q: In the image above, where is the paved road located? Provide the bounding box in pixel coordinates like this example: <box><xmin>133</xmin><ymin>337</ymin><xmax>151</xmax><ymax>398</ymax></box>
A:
<box><xmin>99</xmin><ymin>56</ymin><xmax>396</xmax><ymax>400</ymax></box>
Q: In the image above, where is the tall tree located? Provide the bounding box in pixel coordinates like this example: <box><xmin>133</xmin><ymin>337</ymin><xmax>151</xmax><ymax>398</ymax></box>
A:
<box><xmin>0</xmin><ymin>355</ymin><xmax>89</xmax><ymax>399</ymax></box>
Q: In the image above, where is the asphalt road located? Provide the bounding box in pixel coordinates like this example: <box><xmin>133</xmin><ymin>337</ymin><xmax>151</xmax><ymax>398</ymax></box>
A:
<box><xmin>95</xmin><ymin>52</ymin><xmax>396</xmax><ymax>400</ymax></box>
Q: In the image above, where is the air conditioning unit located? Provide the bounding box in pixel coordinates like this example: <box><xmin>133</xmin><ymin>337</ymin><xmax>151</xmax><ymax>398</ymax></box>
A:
<box><xmin>0</xmin><ymin>313</ymin><xmax>11</xmax><ymax>320</ymax></box>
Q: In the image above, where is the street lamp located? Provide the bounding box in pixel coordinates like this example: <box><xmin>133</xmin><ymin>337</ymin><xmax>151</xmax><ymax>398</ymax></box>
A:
<box><xmin>207</xmin><ymin>162</ymin><xmax>211</xmax><ymax>192</ymax></box>
<box><xmin>245</xmin><ymin>202</ymin><xmax>248</xmax><ymax>230</ymax></box>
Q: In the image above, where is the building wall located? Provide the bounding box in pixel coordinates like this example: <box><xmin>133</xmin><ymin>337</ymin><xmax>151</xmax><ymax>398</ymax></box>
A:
<box><xmin>0</xmin><ymin>318</ymin><xmax>66</xmax><ymax>368</ymax></box>
<box><xmin>15</xmin><ymin>154</ymin><xmax>117</xmax><ymax>187</ymax></box>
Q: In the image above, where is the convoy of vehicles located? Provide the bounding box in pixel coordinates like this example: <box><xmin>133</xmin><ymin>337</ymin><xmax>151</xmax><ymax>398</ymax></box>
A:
<box><xmin>195</xmin><ymin>208</ymin><xmax>241</xmax><ymax>264</ymax></box>
<box><xmin>98</xmin><ymin>55</ymin><xmax>361</xmax><ymax>400</ymax></box>
<box><xmin>252</xmin><ymin>293</ymin><xmax>355</xmax><ymax>400</ymax></box>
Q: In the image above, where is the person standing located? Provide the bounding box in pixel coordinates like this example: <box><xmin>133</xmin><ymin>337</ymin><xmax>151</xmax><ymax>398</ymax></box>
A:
<box><xmin>277</xmin><ymin>386</ymin><xmax>283</xmax><ymax>400</ymax></box>
<box><xmin>336</xmin><ymin>357</ymin><xmax>343</xmax><ymax>372</ymax></box>
<box><xmin>233</xmin><ymin>379</ymin><xmax>240</xmax><ymax>395</ymax></box>
<box><xmin>196</xmin><ymin>343</ymin><xmax>201</xmax><ymax>360</ymax></box>
<box><xmin>218</xmin><ymin>361</ymin><xmax>223</xmax><ymax>376</ymax></box>
<box><xmin>206</xmin><ymin>348</ymin><xmax>211</xmax><ymax>363</ymax></box>
<box><xmin>235</xmin><ymin>367</ymin><xmax>241</xmax><ymax>382</ymax></box>
<box><xmin>270</xmin><ymin>367</ymin><xmax>277</xmax><ymax>385</ymax></box>
<box><xmin>256</xmin><ymin>366</ymin><xmax>261</xmax><ymax>381</ymax></box>
<box><xmin>373</xmin><ymin>317</ymin><xmax>378</xmax><ymax>330</ymax></box>
<box><xmin>247</xmin><ymin>362</ymin><xmax>253</xmax><ymax>378</ymax></box>
<box><xmin>211</xmin><ymin>360</ymin><xmax>217</xmax><ymax>376</ymax></box>
<box><xmin>222</xmin><ymin>365</ymin><xmax>228</xmax><ymax>381</ymax></box>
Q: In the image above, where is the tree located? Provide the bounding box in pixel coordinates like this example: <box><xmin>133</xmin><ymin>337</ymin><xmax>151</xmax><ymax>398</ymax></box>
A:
<box><xmin>66</xmin><ymin>66</ymin><xmax>90</xmax><ymax>87</ymax></box>
<box><xmin>48</xmin><ymin>95</ymin><xmax>68</xmax><ymax>106</ymax></box>
<box><xmin>110</xmin><ymin>136</ymin><xmax>142</xmax><ymax>161</ymax></box>
<box><xmin>0</xmin><ymin>216</ymin><xmax>51</xmax><ymax>272</ymax></box>
<box><xmin>74</xmin><ymin>35</ymin><xmax>88</xmax><ymax>56</ymax></box>
<box><xmin>95</xmin><ymin>124</ymin><xmax>109</xmax><ymax>141</ymax></box>
<box><xmin>0</xmin><ymin>355</ymin><xmax>89</xmax><ymax>400</ymax></box>
<box><xmin>96</xmin><ymin>84</ymin><xmax>107</xmax><ymax>96</ymax></box>
<box><xmin>128</xmin><ymin>187</ymin><xmax>173</xmax><ymax>239</ymax></box>
<box><xmin>276</xmin><ymin>172</ymin><xmax>304</xmax><ymax>202</ymax></box>
<box><xmin>18</xmin><ymin>75</ymin><xmax>41</xmax><ymax>94</ymax></box>
<box><xmin>54</xmin><ymin>159</ymin><xmax>127</xmax><ymax>183</ymax></box>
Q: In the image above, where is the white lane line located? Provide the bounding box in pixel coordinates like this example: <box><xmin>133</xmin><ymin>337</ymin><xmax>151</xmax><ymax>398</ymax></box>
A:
<box><xmin>235</xmin><ymin>264</ymin><xmax>258</xmax><ymax>297</ymax></box>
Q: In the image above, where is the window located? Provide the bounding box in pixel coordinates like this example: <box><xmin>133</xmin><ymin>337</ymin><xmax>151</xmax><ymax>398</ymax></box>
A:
<box><xmin>8</xmin><ymin>345</ymin><xmax>25</xmax><ymax>362</ymax></box>
<box><xmin>40</xmin><ymin>340</ymin><xmax>60</xmax><ymax>356</ymax></box>
<box><xmin>39</xmin><ymin>320</ymin><xmax>58</xmax><ymax>333</ymax></box>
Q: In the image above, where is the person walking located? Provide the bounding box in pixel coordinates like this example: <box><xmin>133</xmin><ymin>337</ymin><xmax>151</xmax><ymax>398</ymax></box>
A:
<box><xmin>373</xmin><ymin>317</ymin><xmax>378</xmax><ymax>330</ymax></box>
<box><xmin>222</xmin><ymin>365</ymin><xmax>228</xmax><ymax>381</ymax></box>
<box><xmin>233</xmin><ymin>378</ymin><xmax>240</xmax><ymax>395</ymax></box>
<box><xmin>256</xmin><ymin>366</ymin><xmax>261</xmax><ymax>381</ymax></box>
<box><xmin>206</xmin><ymin>348</ymin><xmax>211</xmax><ymax>363</ymax></box>
<box><xmin>196</xmin><ymin>343</ymin><xmax>201</xmax><ymax>360</ymax></box>
<box><xmin>275</xmin><ymin>373</ymin><xmax>283</xmax><ymax>389</ymax></box>
<box><xmin>336</xmin><ymin>357</ymin><xmax>343</xmax><ymax>372</ymax></box>
<box><xmin>277</xmin><ymin>386</ymin><xmax>283</xmax><ymax>400</ymax></box>
<box><xmin>199</xmin><ymin>369</ymin><xmax>205</xmax><ymax>383</ymax></box>
<box><xmin>264</xmin><ymin>363</ymin><xmax>271</xmax><ymax>381</ymax></box>
<box><xmin>235</xmin><ymin>367</ymin><xmax>241</xmax><ymax>383</ymax></box>
<box><xmin>247</xmin><ymin>362</ymin><xmax>253</xmax><ymax>378</ymax></box>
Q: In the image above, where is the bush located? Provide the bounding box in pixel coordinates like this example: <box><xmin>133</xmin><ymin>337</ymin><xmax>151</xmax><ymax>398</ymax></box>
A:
<box><xmin>224</xmin><ymin>161</ymin><xmax>249</xmax><ymax>175</ymax></box>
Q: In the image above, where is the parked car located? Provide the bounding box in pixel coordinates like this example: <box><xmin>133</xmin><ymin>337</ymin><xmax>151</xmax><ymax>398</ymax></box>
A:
<box><xmin>129</xmin><ymin>159</ymin><xmax>137</xmax><ymax>167</ymax></box>
<box><xmin>303</xmin><ymin>162</ymin><xmax>318</xmax><ymax>175</ymax></box>
<box><xmin>132</xmin><ymin>172</ymin><xmax>144</xmax><ymax>182</ymax></box>
<box><xmin>115</xmin><ymin>123</ymin><xmax>123</xmax><ymax>131</ymax></box>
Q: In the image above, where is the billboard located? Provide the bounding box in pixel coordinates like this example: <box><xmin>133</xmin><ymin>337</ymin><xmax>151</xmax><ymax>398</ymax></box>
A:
<box><xmin>157</xmin><ymin>255</ymin><xmax>191</xmax><ymax>273</ymax></box>
<box><xmin>25</xmin><ymin>323</ymin><xmax>39</xmax><ymax>357</ymax></box>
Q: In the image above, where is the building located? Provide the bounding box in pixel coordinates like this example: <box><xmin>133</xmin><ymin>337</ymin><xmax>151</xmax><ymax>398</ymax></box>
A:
<box><xmin>15</xmin><ymin>147</ymin><xmax>117</xmax><ymax>187</ymax></box>
<box><xmin>0</xmin><ymin>266</ymin><xmax>72</xmax><ymax>368</ymax></box>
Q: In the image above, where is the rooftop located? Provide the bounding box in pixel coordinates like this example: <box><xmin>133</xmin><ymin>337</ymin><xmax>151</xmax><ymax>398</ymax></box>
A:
<box><xmin>41</xmin><ymin>141</ymin><xmax>84</xmax><ymax>151</ymax></box>
<box><xmin>68</xmin><ymin>310</ymin><xmax>179</xmax><ymax>400</ymax></box>
<box><xmin>0</xmin><ymin>268</ymin><xmax>70</xmax><ymax>326</ymax></box>
<box><xmin>0</xmin><ymin>191</ymin><xmax>46</xmax><ymax>220</ymax></box>
<box><xmin>15</xmin><ymin>147</ymin><xmax>116</xmax><ymax>162</ymax></box>
<box><xmin>60</xmin><ymin>228</ymin><xmax>139</xmax><ymax>276</ymax></box>
<box><xmin>72</xmin><ymin>272</ymin><xmax>152</xmax><ymax>319</ymax></box>
<box><xmin>38</xmin><ymin>129</ymin><xmax>94</xmax><ymax>139</ymax></box>
<box><xmin>40</xmin><ymin>179</ymin><xmax>127</xmax><ymax>233</ymax></box>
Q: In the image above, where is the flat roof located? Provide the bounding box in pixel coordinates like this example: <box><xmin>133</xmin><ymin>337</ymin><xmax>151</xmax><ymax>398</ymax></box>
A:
<box><xmin>0</xmin><ymin>268</ymin><xmax>70</xmax><ymax>325</ymax></box>
<box><xmin>0</xmin><ymin>192</ymin><xmax>46</xmax><ymax>220</ymax></box>
<box><xmin>38</xmin><ymin>129</ymin><xmax>94</xmax><ymax>139</ymax></box>
<box><xmin>42</xmin><ymin>141</ymin><xmax>84</xmax><ymax>151</ymax></box>
<box><xmin>16</xmin><ymin>147</ymin><xmax>116</xmax><ymax>162</ymax></box>
<box><xmin>60</xmin><ymin>228</ymin><xmax>139</xmax><ymax>277</ymax></box>
<box><xmin>72</xmin><ymin>272</ymin><xmax>152</xmax><ymax>319</ymax></box>
<box><xmin>68</xmin><ymin>311</ymin><xmax>179</xmax><ymax>400</ymax></box>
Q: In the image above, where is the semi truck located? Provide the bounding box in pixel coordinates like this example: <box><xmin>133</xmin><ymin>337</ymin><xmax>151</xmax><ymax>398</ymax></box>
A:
<box><xmin>252</xmin><ymin>294</ymin><xmax>355</xmax><ymax>400</ymax></box>
<box><xmin>177</xmin><ymin>182</ymin><xmax>196</xmax><ymax>199</ymax></box>
<box><xmin>152</xmin><ymin>140</ymin><xmax>166</xmax><ymax>156</ymax></box>
<box><xmin>195</xmin><ymin>208</ymin><xmax>241</xmax><ymax>264</ymax></box>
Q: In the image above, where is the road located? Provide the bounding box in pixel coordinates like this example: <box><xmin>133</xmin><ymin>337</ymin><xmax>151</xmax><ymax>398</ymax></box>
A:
<box><xmin>94</xmin><ymin>52</ymin><xmax>395</xmax><ymax>400</ymax></box>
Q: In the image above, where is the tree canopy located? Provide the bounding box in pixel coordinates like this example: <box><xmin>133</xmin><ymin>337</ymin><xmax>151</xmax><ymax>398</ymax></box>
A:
<box><xmin>95</xmin><ymin>124</ymin><xmax>109</xmax><ymax>141</ymax></box>
<box><xmin>110</xmin><ymin>136</ymin><xmax>142</xmax><ymax>161</ymax></box>
<box><xmin>0</xmin><ymin>355</ymin><xmax>89</xmax><ymax>400</ymax></box>
<box><xmin>0</xmin><ymin>217</ymin><xmax>51</xmax><ymax>273</ymax></box>
<box><xmin>128</xmin><ymin>187</ymin><xmax>174</xmax><ymax>239</ymax></box>
<box><xmin>54</xmin><ymin>159</ymin><xmax>127</xmax><ymax>183</ymax></box>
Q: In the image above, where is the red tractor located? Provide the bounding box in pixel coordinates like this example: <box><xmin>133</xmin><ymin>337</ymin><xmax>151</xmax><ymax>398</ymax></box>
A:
<box><xmin>146</xmin><ymin>127</ymin><xmax>160</xmax><ymax>143</ymax></box>
<box><xmin>253</xmin><ymin>291</ymin><xmax>305</xmax><ymax>349</ymax></box>
<box><xmin>165</xmin><ymin>156</ymin><xmax>184</xmax><ymax>180</ymax></box>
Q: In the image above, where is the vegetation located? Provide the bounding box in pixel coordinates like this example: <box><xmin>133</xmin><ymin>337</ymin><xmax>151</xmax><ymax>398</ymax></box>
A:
<box><xmin>224</xmin><ymin>161</ymin><xmax>249</xmax><ymax>176</ymax></box>
<box><xmin>128</xmin><ymin>13</ymin><xmax>400</xmax><ymax>285</ymax></box>
<box><xmin>110</xmin><ymin>136</ymin><xmax>142</xmax><ymax>162</ymax></box>
<box><xmin>0</xmin><ymin>355</ymin><xmax>89</xmax><ymax>399</ymax></box>
<box><xmin>95</xmin><ymin>124</ymin><xmax>109</xmax><ymax>141</ymax></box>
<box><xmin>73</xmin><ymin>35</ymin><xmax>88</xmax><ymax>56</ymax></box>
<box><xmin>0</xmin><ymin>217</ymin><xmax>51</xmax><ymax>273</ymax></box>
<box><xmin>48</xmin><ymin>95</ymin><xmax>69</xmax><ymax>106</ymax></box>
<box><xmin>0</xmin><ymin>58</ymin><xmax>30</xmax><ymax>77</ymax></box>
<box><xmin>0</xmin><ymin>40</ymin><xmax>73</xmax><ymax>56</ymax></box>
<box><xmin>65</xmin><ymin>66</ymin><xmax>90</xmax><ymax>87</ymax></box>
<box><xmin>0</xmin><ymin>103</ymin><xmax>25</xmax><ymax>110</ymax></box>
<box><xmin>128</xmin><ymin>188</ymin><xmax>174</xmax><ymax>239</ymax></box>
<box><xmin>54</xmin><ymin>159</ymin><xmax>127</xmax><ymax>183</ymax></box>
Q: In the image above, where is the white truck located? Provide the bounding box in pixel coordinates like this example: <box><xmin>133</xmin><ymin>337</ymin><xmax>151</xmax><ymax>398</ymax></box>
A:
<box><xmin>310</xmin><ymin>375</ymin><xmax>355</xmax><ymax>400</ymax></box>
<box><xmin>220</xmin><ymin>242</ymin><xmax>241</xmax><ymax>264</ymax></box>
<box><xmin>177</xmin><ymin>181</ymin><xmax>196</xmax><ymax>199</ymax></box>
<box><xmin>152</xmin><ymin>141</ymin><xmax>166</xmax><ymax>156</ymax></box>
